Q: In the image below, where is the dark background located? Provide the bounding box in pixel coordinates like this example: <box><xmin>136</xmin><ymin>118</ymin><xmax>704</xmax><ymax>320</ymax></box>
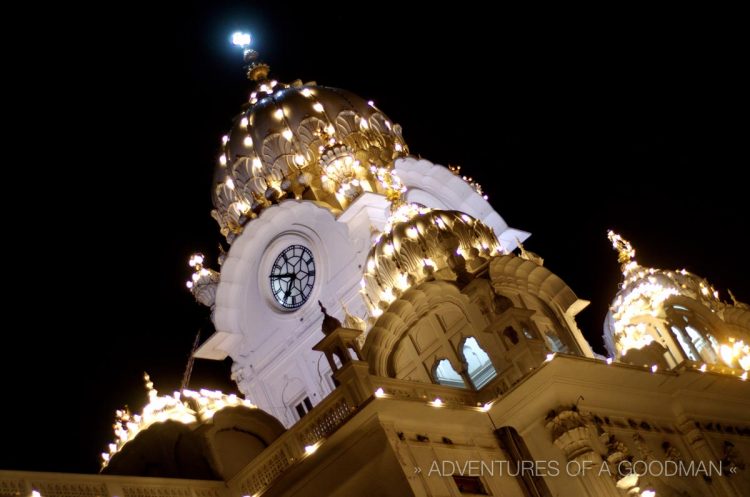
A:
<box><xmin>3</xmin><ymin>2</ymin><xmax>747</xmax><ymax>473</ymax></box>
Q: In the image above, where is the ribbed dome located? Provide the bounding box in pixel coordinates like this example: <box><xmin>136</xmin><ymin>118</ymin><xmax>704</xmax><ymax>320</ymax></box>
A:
<box><xmin>603</xmin><ymin>231</ymin><xmax>735</xmax><ymax>363</ymax></box>
<box><xmin>361</xmin><ymin>205</ymin><xmax>502</xmax><ymax>320</ymax></box>
<box><xmin>212</xmin><ymin>79</ymin><xmax>408</xmax><ymax>241</ymax></box>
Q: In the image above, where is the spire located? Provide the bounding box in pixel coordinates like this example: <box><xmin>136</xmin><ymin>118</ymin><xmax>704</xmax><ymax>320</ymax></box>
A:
<box><xmin>728</xmin><ymin>289</ymin><xmax>749</xmax><ymax>309</ymax></box>
<box><xmin>318</xmin><ymin>301</ymin><xmax>342</xmax><ymax>335</ymax></box>
<box><xmin>515</xmin><ymin>237</ymin><xmax>544</xmax><ymax>266</ymax></box>
<box><xmin>340</xmin><ymin>300</ymin><xmax>366</xmax><ymax>331</ymax></box>
<box><xmin>231</xmin><ymin>31</ymin><xmax>270</xmax><ymax>82</ymax></box>
<box><xmin>607</xmin><ymin>230</ymin><xmax>638</xmax><ymax>275</ymax></box>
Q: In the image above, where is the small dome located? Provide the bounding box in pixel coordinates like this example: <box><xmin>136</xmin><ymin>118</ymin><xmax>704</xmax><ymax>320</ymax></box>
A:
<box><xmin>212</xmin><ymin>79</ymin><xmax>408</xmax><ymax>241</ymax></box>
<box><xmin>102</xmin><ymin>374</ymin><xmax>274</xmax><ymax>470</ymax></box>
<box><xmin>603</xmin><ymin>232</ymin><xmax>750</xmax><ymax>376</ymax></box>
<box><xmin>361</xmin><ymin>204</ymin><xmax>502</xmax><ymax>320</ymax></box>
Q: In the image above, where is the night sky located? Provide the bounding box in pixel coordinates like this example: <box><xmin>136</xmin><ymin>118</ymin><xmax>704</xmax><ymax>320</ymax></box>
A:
<box><xmin>3</xmin><ymin>2</ymin><xmax>747</xmax><ymax>474</ymax></box>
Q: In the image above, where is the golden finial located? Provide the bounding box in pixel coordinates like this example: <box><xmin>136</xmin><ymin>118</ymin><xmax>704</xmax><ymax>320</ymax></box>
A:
<box><xmin>515</xmin><ymin>237</ymin><xmax>544</xmax><ymax>266</ymax></box>
<box><xmin>231</xmin><ymin>31</ymin><xmax>270</xmax><ymax>82</ymax></box>
<box><xmin>728</xmin><ymin>289</ymin><xmax>748</xmax><ymax>309</ymax></box>
<box><xmin>340</xmin><ymin>300</ymin><xmax>366</xmax><ymax>331</ymax></box>
<box><xmin>607</xmin><ymin>230</ymin><xmax>636</xmax><ymax>264</ymax></box>
<box><xmin>143</xmin><ymin>372</ymin><xmax>154</xmax><ymax>392</ymax></box>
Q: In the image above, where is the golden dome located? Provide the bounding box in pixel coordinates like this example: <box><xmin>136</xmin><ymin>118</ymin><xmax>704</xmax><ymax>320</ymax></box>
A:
<box><xmin>212</xmin><ymin>78</ymin><xmax>408</xmax><ymax>241</ymax></box>
<box><xmin>604</xmin><ymin>232</ymin><xmax>750</xmax><ymax>370</ymax></box>
<box><xmin>607</xmin><ymin>231</ymin><xmax>722</xmax><ymax>351</ymax></box>
<box><xmin>361</xmin><ymin>205</ymin><xmax>502</xmax><ymax>320</ymax></box>
<box><xmin>101</xmin><ymin>373</ymin><xmax>257</xmax><ymax>468</ymax></box>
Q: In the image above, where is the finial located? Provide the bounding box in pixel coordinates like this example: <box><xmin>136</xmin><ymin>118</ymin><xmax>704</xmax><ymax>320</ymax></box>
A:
<box><xmin>318</xmin><ymin>300</ymin><xmax>342</xmax><ymax>335</ymax></box>
<box><xmin>340</xmin><ymin>300</ymin><xmax>366</xmax><ymax>331</ymax></box>
<box><xmin>231</xmin><ymin>31</ymin><xmax>269</xmax><ymax>81</ymax></box>
<box><xmin>515</xmin><ymin>236</ymin><xmax>527</xmax><ymax>256</ymax></box>
<box><xmin>515</xmin><ymin>237</ymin><xmax>544</xmax><ymax>266</ymax></box>
<box><xmin>728</xmin><ymin>289</ymin><xmax>749</xmax><ymax>309</ymax></box>
<box><xmin>143</xmin><ymin>372</ymin><xmax>154</xmax><ymax>392</ymax></box>
<box><xmin>607</xmin><ymin>230</ymin><xmax>636</xmax><ymax>265</ymax></box>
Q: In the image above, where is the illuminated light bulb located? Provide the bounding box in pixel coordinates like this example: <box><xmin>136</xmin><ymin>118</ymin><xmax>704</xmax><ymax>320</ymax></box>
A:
<box><xmin>431</xmin><ymin>398</ymin><xmax>443</xmax><ymax>407</ymax></box>
<box><xmin>641</xmin><ymin>491</ymin><xmax>655</xmax><ymax>497</ymax></box>
<box><xmin>225</xmin><ymin>178</ymin><xmax>235</xmax><ymax>189</ymax></box>
<box><xmin>406</xmin><ymin>226</ymin><xmax>418</xmax><ymax>238</ymax></box>
<box><xmin>270</xmin><ymin>80</ymin><xmax>278</xmax><ymax>88</ymax></box>
<box><xmin>325</xmin><ymin>124</ymin><xmax>335</xmax><ymax>135</ymax></box>
<box><xmin>367</xmin><ymin>259</ymin><xmax>376</xmax><ymax>272</ymax></box>
<box><xmin>360</xmin><ymin>278</ymin><xmax>366</xmax><ymax>289</ymax></box>
<box><xmin>301</xmin><ymin>88</ymin><xmax>312</xmax><ymax>97</ymax></box>
<box><xmin>274</xmin><ymin>108</ymin><xmax>284</xmax><ymax>120</ymax></box>
<box><xmin>313</xmin><ymin>102</ymin><xmax>324</xmax><ymax>113</ymax></box>
<box><xmin>31</xmin><ymin>491</ymin><xmax>42</xmax><ymax>497</ymax></box>
<box><xmin>383</xmin><ymin>244</ymin><xmax>394</xmax><ymax>256</ymax></box>
<box><xmin>741</xmin><ymin>371</ymin><xmax>747</xmax><ymax>381</ymax></box>
<box><xmin>240</xmin><ymin>117</ymin><xmax>248</xmax><ymax>128</ymax></box>
<box><xmin>237</xmin><ymin>201</ymin><xmax>250</xmax><ymax>214</ymax></box>
<box><xmin>243</xmin><ymin>136</ymin><xmax>253</xmax><ymax>147</ymax></box>
<box><xmin>371</xmin><ymin>307</ymin><xmax>383</xmax><ymax>317</ymax></box>
<box><xmin>294</xmin><ymin>154</ymin><xmax>305</xmax><ymax>166</ymax></box>
<box><xmin>423</xmin><ymin>258</ymin><xmax>436</xmax><ymax>268</ymax></box>
<box><xmin>545</xmin><ymin>353</ymin><xmax>555</xmax><ymax>362</ymax></box>
<box><xmin>606</xmin><ymin>357</ymin><xmax>613</xmax><ymax>365</ymax></box>
<box><xmin>481</xmin><ymin>403</ymin><xmax>492</xmax><ymax>412</ymax></box>
<box><xmin>221</xmin><ymin>135</ymin><xmax>229</xmax><ymax>144</ymax></box>
<box><xmin>219</xmin><ymin>154</ymin><xmax>227</xmax><ymax>166</ymax></box>
<box><xmin>381</xmin><ymin>288</ymin><xmax>396</xmax><ymax>303</ymax></box>
<box><xmin>461</xmin><ymin>214</ymin><xmax>472</xmax><ymax>223</ymax></box>
<box><xmin>374</xmin><ymin>388</ymin><xmax>385</xmax><ymax>398</ymax></box>
<box><xmin>304</xmin><ymin>443</ymin><xmax>319</xmax><ymax>455</ymax></box>
<box><xmin>719</xmin><ymin>344</ymin><xmax>735</xmax><ymax>366</ymax></box>
<box><xmin>360</xmin><ymin>118</ymin><xmax>369</xmax><ymax>130</ymax></box>
<box><xmin>616</xmin><ymin>473</ymin><xmax>639</xmax><ymax>489</ymax></box>
<box><xmin>395</xmin><ymin>143</ymin><xmax>403</xmax><ymax>151</ymax></box>
<box><xmin>385</xmin><ymin>120</ymin><xmax>392</xmax><ymax>129</ymax></box>
<box><xmin>651</xmin><ymin>365</ymin><xmax>658</xmax><ymax>373</ymax></box>
<box><xmin>231</xmin><ymin>32</ymin><xmax>251</xmax><ymax>47</ymax></box>
<box><xmin>368</xmin><ymin>100</ymin><xmax>375</xmax><ymax>107</ymax></box>
<box><xmin>699</xmin><ymin>364</ymin><xmax>707</xmax><ymax>372</ymax></box>
<box><xmin>186</xmin><ymin>281</ymin><xmax>193</xmax><ymax>289</ymax></box>
<box><xmin>282</xmin><ymin>129</ymin><xmax>293</xmax><ymax>141</ymax></box>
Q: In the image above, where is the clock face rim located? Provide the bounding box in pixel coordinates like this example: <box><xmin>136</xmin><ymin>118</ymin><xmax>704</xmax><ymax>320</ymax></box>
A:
<box><xmin>268</xmin><ymin>244</ymin><xmax>316</xmax><ymax>310</ymax></box>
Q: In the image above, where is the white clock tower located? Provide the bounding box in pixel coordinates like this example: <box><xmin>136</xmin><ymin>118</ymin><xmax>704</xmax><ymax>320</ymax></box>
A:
<box><xmin>187</xmin><ymin>42</ymin><xmax>529</xmax><ymax>426</ymax></box>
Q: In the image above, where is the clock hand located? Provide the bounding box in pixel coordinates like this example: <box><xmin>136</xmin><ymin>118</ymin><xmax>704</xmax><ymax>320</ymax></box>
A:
<box><xmin>283</xmin><ymin>274</ymin><xmax>296</xmax><ymax>300</ymax></box>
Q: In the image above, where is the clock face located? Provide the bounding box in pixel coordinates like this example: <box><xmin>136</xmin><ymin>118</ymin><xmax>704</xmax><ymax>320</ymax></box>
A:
<box><xmin>269</xmin><ymin>245</ymin><xmax>316</xmax><ymax>309</ymax></box>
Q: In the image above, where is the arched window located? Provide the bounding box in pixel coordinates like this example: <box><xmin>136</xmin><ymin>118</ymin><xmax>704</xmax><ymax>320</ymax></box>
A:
<box><xmin>433</xmin><ymin>359</ymin><xmax>466</xmax><ymax>388</ymax></box>
<box><xmin>462</xmin><ymin>337</ymin><xmax>497</xmax><ymax>389</ymax></box>
<box><xmin>671</xmin><ymin>326</ymin><xmax>698</xmax><ymax>361</ymax></box>
<box><xmin>543</xmin><ymin>330</ymin><xmax>566</xmax><ymax>352</ymax></box>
